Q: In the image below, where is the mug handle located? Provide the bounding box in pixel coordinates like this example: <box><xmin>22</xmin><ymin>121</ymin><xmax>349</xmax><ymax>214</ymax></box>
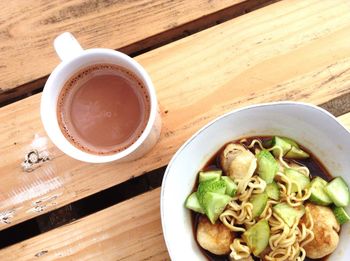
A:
<box><xmin>54</xmin><ymin>32</ymin><xmax>84</xmax><ymax>61</ymax></box>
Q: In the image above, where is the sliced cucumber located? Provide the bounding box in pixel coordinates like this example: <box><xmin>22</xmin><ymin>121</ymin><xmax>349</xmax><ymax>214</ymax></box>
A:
<box><xmin>271</xmin><ymin>136</ymin><xmax>309</xmax><ymax>159</ymax></box>
<box><xmin>284</xmin><ymin>168</ymin><xmax>310</xmax><ymax>193</ymax></box>
<box><xmin>249</xmin><ymin>193</ymin><xmax>268</xmax><ymax>218</ymax></box>
<box><xmin>273</xmin><ymin>203</ymin><xmax>305</xmax><ymax>227</ymax></box>
<box><xmin>196</xmin><ymin>179</ymin><xmax>230</xmax><ymax>223</ymax></box>
<box><xmin>266</xmin><ymin>182</ymin><xmax>280</xmax><ymax>201</ymax></box>
<box><xmin>256</xmin><ymin>150</ymin><xmax>278</xmax><ymax>184</ymax></box>
<box><xmin>333</xmin><ymin>206</ymin><xmax>350</xmax><ymax>225</ymax></box>
<box><xmin>325</xmin><ymin>177</ymin><xmax>350</xmax><ymax>207</ymax></box>
<box><xmin>197</xmin><ymin>179</ymin><xmax>226</xmax><ymax>203</ymax></box>
<box><xmin>271</xmin><ymin>136</ymin><xmax>292</xmax><ymax>157</ymax></box>
<box><xmin>199</xmin><ymin>170</ymin><xmax>222</xmax><ymax>183</ymax></box>
<box><xmin>309</xmin><ymin>177</ymin><xmax>332</xmax><ymax>206</ymax></box>
<box><xmin>280</xmin><ymin>137</ymin><xmax>299</xmax><ymax>148</ymax></box>
<box><xmin>221</xmin><ymin>176</ymin><xmax>237</xmax><ymax>196</ymax></box>
<box><xmin>242</xmin><ymin>219</ymin><xmax>270</xmax><ymax>256</ymax></box>
<box><xmin>185</xmin><ymin>192</ymin><xmax>205</xmax><ymax>214</ymax></box>
<box><xmin>201</xmin><ymin>192</ymin><xmax>232</xmax><ymax>224</ymax></box>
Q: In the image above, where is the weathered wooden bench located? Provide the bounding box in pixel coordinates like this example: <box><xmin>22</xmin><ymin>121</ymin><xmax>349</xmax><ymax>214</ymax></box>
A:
<box><xmin>1</xmin><ymin>0</ymin><xmax>350</xmax><ymax>259</ymax></box>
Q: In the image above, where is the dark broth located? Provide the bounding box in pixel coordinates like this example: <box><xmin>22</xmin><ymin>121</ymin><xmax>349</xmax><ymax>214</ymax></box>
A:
<box><xmin>192</xmin><ymin>136</ymin><xmax>333</xmax><ymax>261</ymax></box>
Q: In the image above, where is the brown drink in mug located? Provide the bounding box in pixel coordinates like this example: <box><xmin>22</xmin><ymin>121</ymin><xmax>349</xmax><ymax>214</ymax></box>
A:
<box><xmin>41</xmin><ymin>33</ymin><xmax>161</xmax><ymax>163</ymax></box>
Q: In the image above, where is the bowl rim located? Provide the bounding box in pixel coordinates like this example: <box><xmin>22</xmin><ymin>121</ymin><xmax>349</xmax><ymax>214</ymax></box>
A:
<box><xmin>160</xmin><ymin>101</ymin><xmax>349</xmax><ymax>259</ymax></box>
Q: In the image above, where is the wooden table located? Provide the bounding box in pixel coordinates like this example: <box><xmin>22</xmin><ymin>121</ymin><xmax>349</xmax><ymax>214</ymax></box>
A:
<box><xmin>1</xmin><ymin>0</ymin><xmax>350</xmax><ymax>260</ymax></box>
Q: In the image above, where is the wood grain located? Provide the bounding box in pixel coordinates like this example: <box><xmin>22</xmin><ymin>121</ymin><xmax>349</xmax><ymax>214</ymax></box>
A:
<box><xmin>0</xmin><ymin>0</ymin><xmax>272</xmax><ymax>102</ymax></box>
<box><xmin>1</xmin><ymin>101</ymin><xmax>350</xmax><ymax>261</ymax></box>
<box><xmin>1</xmin><ymin>0</ymin><xmax>350</xmax><ymax>229</ymax></box>
<box><xmin>0</xmin><ymin>188</ymin><xmax>169</xmax><ymax>261</ymax></box>
<box><xmin>339</xmin><ymin>113</ymin><xmax>350</xmax><ymax>128</ymax></box>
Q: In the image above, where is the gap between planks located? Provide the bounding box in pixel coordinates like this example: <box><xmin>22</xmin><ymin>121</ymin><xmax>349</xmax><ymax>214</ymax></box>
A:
<box><xmin>1</xmin><ymin>96</ymin><xmax>350</xmax><ymax>250</ymax></box>
<box><xmin>0</xmin><ymin>0</ymin><xmax>277</xmax><ymax>105</ymax></box>
<box><xmin>0</xmin><ymin>166</ymin><xmax>165</xmax><ymax>249</ymax></box>
<box><xmin>2</xmin><ymin>108</ymin><xmax>350</xmax><ymax>260</ymax></box>
<box><xmin>0</xmin><ymin>188</ymin><xmax>169</xmax><ymax>261</ymax></box>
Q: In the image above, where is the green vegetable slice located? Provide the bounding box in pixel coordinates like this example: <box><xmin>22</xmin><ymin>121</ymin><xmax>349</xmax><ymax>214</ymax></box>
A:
<box><xmin>249</xmin><ymin>193</ymin><xmax>268</xmax><ymax>218</ymax></box>
<box><xmin>325</xmin><ymin>177</ymin><xmax>350</xmax><ymax>207</ymax></box>
<box><xmin>266</xmin><ymin>182</ymin><xmax>280</xmax><ymax>201</ymax></box>
<box><xmin>242</xmin><ymin>219</ymin><xmax>270</xmax><ymax>256</ymax></box>
<box><xmin>284</xmin><ymin>168</ymin><xmax>310</xmax><ymax>193</ymax></box>
<box><xmin>257</xmin><ymin>150</ymin><xmax>278</xmax><ymax>184</ymax></box>
<box><xmin>221</xmin><ymin>176</ymin><xmax>237</xmax><ymax>196</ymax></box>
<box><xmin>185</xmin><ymin>192</ymin><xmax>205</xmax><ymax>214</ymax></box>
<box><xmin>201</xmin><ymin>192</ymin><xmax>231</xmax><ymax>224</ymax></box>
<box><xmin>197</xmin><ymin>179</ymin><xmax>226</xmax><ymax>201</ymax></box>
<box><xmin>199</xmin><ymin>170</ymin><xmax>222</xmax><ymax>183</ymax></box>
<box><xmin>271</xmin><ymin>136</ymin><xmax>309</xmax><ymax>159</ymax></box>
<box><xmin>280</xmin><ymin>137</ymin><xmax>299</xmax><ymax>148</ymax></box>
<box><xmin>308</xmin><ymin>177</ymin><xmax>332</xmax><ymax>206</ymax></box>
<box><xmin>273</xmin><ymin>203</ymin><xmax>305</xmax><ymax>227</ymax></box>
<box><xmin>333</xmin><ymin>206</ymin><xmax>350</xmax><ymax>225</ymax></box>
<box><xmin>196</xmin><ymin>179</ymin><xmax>230</xmax><ymax>223</ymax></box>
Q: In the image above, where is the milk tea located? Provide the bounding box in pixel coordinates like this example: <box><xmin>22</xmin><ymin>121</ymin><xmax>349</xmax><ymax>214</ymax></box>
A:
<box><xmin>57</xmin><ymin>64</ymin><xmax>150</xmax><ymax>155</ymax></box>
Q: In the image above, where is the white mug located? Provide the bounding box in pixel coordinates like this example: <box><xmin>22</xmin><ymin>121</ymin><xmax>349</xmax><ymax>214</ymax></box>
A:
<box><xmin>41</xmin><ymin>32</ymin><xmax>161</xmax><ymax>163</ymax></box>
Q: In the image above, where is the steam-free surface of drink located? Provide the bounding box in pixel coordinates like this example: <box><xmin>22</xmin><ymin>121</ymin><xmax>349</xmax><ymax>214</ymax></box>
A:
<box><xmin>57</xmin><ymin>64</ymin><xmax>150</xmax><ymax>155</ymax></box>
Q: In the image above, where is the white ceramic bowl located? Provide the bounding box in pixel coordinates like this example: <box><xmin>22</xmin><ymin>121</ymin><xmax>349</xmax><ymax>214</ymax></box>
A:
<box><xmin>161</xmin><ymin>101</ymin><xmax>350</xmax><ymax>261</ymax></box>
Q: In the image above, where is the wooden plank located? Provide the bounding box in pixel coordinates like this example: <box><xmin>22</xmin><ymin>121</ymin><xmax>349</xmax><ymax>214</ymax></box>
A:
<box><xmin>1</xmin><ymin>100</ymin><xmax>350</xmax><ymax>261</ymax></box>
<box><xmin>1</xmin><ymin>0</ymin><xmax>350</xmax><ymax>229</ymax></box>
<box><xmin>0</xmin><ymin>188</ymin><xmax>169</xmax><ymax>261</ymax></box>
<box><xmin>3</xmin><ymin>112</ymin><xmax>350</xmax><ymax>259</ymax></box>
<box><xmin>338</xmin><ymin>112</ymin><xmax>350</xmax><ymax>127</ymax></box>
<box><xmin>0</xmin><ymin>0</ymin><xmax>273</xmax><ymax>102</ymax></box>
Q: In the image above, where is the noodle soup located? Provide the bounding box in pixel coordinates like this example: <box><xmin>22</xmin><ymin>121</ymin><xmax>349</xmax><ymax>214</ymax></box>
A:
<box><xmin>185</xmin><ymin>136</ymin><xmax>349</xmax><ymax>261</ymax></box>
